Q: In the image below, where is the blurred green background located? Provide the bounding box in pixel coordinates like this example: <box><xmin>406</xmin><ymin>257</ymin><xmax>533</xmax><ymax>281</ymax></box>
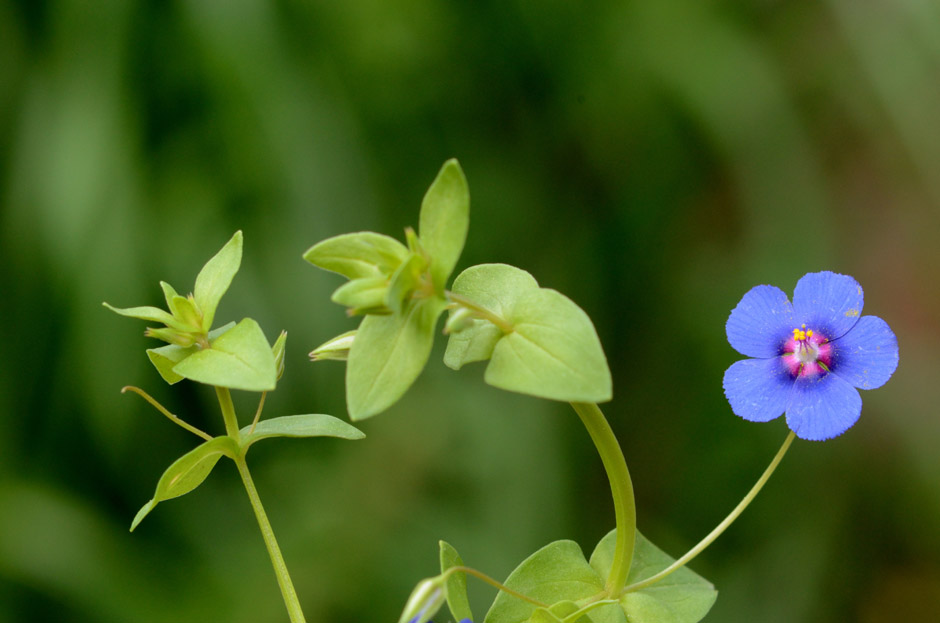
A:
<box><xmin>2</xmin><ymin>0</ymin><xmax>939</xmax><ymax>621</ymax></box>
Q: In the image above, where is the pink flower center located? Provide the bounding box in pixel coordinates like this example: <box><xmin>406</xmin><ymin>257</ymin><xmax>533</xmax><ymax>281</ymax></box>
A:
<box><xmin>782</xmin><ymin>324</ymin><xmax>832</xmax><ymax>378</ymax></box>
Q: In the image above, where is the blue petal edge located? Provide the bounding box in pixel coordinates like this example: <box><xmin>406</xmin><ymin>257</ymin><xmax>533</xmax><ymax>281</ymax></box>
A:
<box><xmin>792</xmin><ymin>271</ymin><xmax>864</xmax><ymax>340</ymax></box>
<box><xmin>726</xmin><ymin>285</ymin><xmax>794</xmax><ymax>358</ymax></box>
<box><xmin>831</xmin><ymin>315</ymin><xmax>898</xmax><ymax>390</ymax></box>
<box><xmin>786</xmin><ymin>372</ymin><xmax>862</xmax><ymax>441</ymax></box>
<box><xmin>723</xmin><ymin>358</ymin><xmax>793</xmax><ymax>423</ymax></box>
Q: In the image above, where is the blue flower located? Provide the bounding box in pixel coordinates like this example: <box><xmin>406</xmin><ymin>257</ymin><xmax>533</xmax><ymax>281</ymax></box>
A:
<box><xmin>723</xmin><ymin>271</ymin><xmax>898</xmax><ymax>441</ymax></box>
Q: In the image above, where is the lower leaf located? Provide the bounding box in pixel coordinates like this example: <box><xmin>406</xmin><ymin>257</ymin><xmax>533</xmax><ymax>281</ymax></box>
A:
<box><xmin>130</xmin><ymin>436</ymin><xmax>238</xmax><ymax>531</ymax></box>
<box><xmin>589</xmin><ymin>530</ymin><xmax>717</xmax><ymax>623</ymax></box>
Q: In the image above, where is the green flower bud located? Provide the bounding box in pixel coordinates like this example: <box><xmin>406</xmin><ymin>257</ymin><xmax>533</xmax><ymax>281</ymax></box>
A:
<box><xmin>309</xmin><ymin>330</ymin><xmax>356</xmax><ymax>362</ymax></box>
<box><xmin>397</xmin><ymin>575</ymin><xmax>447</xmax><ymax>623</ymax></box>
<box><xmin>144</xmin><ymin>326</ymin><xmax>197</xmax><ymax>348</ymax></box>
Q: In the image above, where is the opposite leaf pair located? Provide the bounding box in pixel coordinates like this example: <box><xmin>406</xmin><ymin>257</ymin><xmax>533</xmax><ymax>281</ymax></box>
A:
<box><xmin>306</xmin><ymin>160</ymin><xmax>612</xmax><ymax>421</ymax></box>
<box><xmin>105</xmin><ymin>231</ymin><xmax>281</xmax><ymax>393</ymax></box>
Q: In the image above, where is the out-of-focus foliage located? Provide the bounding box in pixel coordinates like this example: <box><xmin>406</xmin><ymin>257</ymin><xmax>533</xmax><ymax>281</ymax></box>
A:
<box><xmin>1</xmin><ymin>1</ymin><xmax>939</xmax><ymax>621</ymax></box>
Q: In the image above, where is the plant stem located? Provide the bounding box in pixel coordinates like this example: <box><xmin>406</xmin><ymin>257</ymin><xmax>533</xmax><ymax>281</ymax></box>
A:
<box><xmin>215</xmin><ymin>387</ymin><xmax>307</xmax><ymax>623</ymax></box>
<box><xmin>215</xmin><ymin>386</ymin><xmax>242</xmax><ymax>440</ymax></box>
<box><xmin>235</xmin><ymin>454</ymin><xmax>307</xmax><ymax>623</ymax></box>
<box><xmin>445</xmin><ymin>291</ymin><xmax>514</xmax><ymax>333</ymax></box>
<box><xmin>621</xmin><ymin>430</ymin><xmax>796</xmax><ymax>595</ymax></box>
<box><xmin>570</xmin><ymin>402</ymin><xmax>636</xmax><ymax>595</ymax></box>
<box><xmin>121</xmin><ymin>386</ymin><xmax>213</xmax><ymax>441</ymax></box>
<box><xmin>445</xmin><ymin>566</ymin><xmax>550</xmax><ymax>609</ymax></box>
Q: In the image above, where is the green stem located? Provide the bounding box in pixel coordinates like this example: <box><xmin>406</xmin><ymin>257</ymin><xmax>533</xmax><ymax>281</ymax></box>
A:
<box><xmin>215</xmin><ymin>386</ymin><xmax>242</xmax><ymax>440</ymax></box>
<box><xmin>235</xmin><ymin>455</ymin><xmax>307</xmax><ymax>623</ymax></box>
<box><xmin>570</xmin><ymin>402</ymin><xmax>636</xmax><ymax>595</ymax></box>
<box><xmin>215</xmin><ymin>387</ymin><xmax>306</xmax><ymax>623</ymax></box>
<box><xmin>445</xmin><ymin>291</ymin><xmax>514</xmax><ymax>333</ymax></box>
<box><xmin>444</xmin><ymin>566</ymin><xmax>550</xmax><ymax>609</ymax></box>
<box><xmin>621</xmin><ymin>430</ymin><xmax>796</xmax><ymax>595</ymax></box>
<box><xmin>121</xmin><ymin>385</ymin><xmax>213</xmax><ymax>441</ymax></box>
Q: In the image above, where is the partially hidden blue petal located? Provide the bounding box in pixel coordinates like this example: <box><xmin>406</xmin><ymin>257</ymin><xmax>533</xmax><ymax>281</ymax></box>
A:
<box><xmin>723</xmin><ymin>358</ymin><xmax>793</xmax><ymax>422</ymax></box>
<box><xmin>830</xmin><ymin>315</ymin><xmax>899</xmax><ymax>390</ymax></box>
<box><xmin>726</xmin><ymin>285</ymin><xmax>794</xmax><ymax>358</ymax></box>
<box><xmin>785</xmin><ymin>372</ymin><xmax>861</xmax><ymax>441</ymax></box>
<box><xmin>792</xmin><ymin>271</ymin><xmax>864</xmax><ymax>340</ymax></box>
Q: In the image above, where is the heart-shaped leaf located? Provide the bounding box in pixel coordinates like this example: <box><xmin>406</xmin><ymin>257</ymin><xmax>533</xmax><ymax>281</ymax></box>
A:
<box><xmin>484</xmin><ymin>540</ymin><xmax>605</xmax><ymax>623</ymax></box>
<box><xmin>486</xmin><ymin>288</ymin><xmax>612</xmax><ymax>403</ymax></box>
<box><xmin>440</xmin><ymin>540</ymin><xmax>474</xmax><ymax>623</ymax></box>
<box><xmin>194</xmin><ymin>231</ymin><xmax>243</xmax><ymax>330</ymax></box>
<box><xmin>444</xmin><ymin>264</ymin><xmax>539</xmax><ymax>370</ymax></box>
<box><xmin>239</xmin><ymin>414</ymin><xmax>364</xmax><ymax>452</ymax></box>
<box><xmin>172</xmin><ymin>318</ymin><xmax>277</xmax><ymax>391</ymax></box>
<box><xmin>304</xmin><ymin>231</ymin><xmax>409</xmax><ymax>280</ymax></box>
<box><xmin>589</xmin><ymin>530</ymin><xmax>717</xmax><ymax>623</ymax></box>
<box><xmin>419</xmin><ymin>159</ymin><xmax>470</xmax><ymax>290</ymax></box>
<box><xmin>130</xmin><ymin>435</ymin><xmax>238</xmax><ymax>531</ymax></box>
<box><xmin>346</xmin><ymin>296</ymin><xmax>447</xmax><ymax>420</ymax></box>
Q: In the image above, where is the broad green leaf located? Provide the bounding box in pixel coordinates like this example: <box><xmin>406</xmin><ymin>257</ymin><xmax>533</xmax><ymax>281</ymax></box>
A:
<box><xmin>484</xmin><ymin>540</ymin><xmax>605</xmax><ymax>623</ymax></box>
<box><xmin>419</xmin><ymin>159</ymin><xmax>470</xmax><ymax>290</ymax></box>
<box><xmin>386</xmin><ymin>253</ymin><xmax>427</xmax><ymax>314</ymax></box>
<box><xmin>443</xmin><ymin>264</ymin><xmax>539</xmax><ymax>370</ymax></box>
<box><xmin>486</xmin><ymin>289</ymin><xmax>612</xmax><ymax>403</ymax></box>
<box><xmin>589</xmin><ymin>530</ymin><xmax>717</xmax><ymax>623</ymax></box>
<box><xmin>130</xmin><ymin>436</ymin><xmax>238</xmax><ymax>531</ymax></box>
<box><xmin>102</xmin><ymin>303</ymin><xmax>185</xmax><ymax>331</ymax></box>
<box><xmin>304</xmin><ymin>231</ymin><xmax>409</xmax><ymax>280</ymax></box>
<box><xmin>239</xmin><ymin>414</ymin><xmax>364</xmax><ymax>451</ymax></box>
<box><xmin>440</xmin><ymin>541</ymin><xmax>473</xmax><ymax>623</ymax></box>
<box><xmin>147</xmin><ymin>344</ymin><xmax>197</xmax><ymax>384</ymax></box>
<box><xmin>173</xmin><ymin>318</ymin><xmax>277</xmax><ymax>391</ymax></box>
<box><xmin>145</xmin><ymin>322</ymin><xmax>236</xmax><ymax>384</ymax></box>
<box><xmin>331</xmin><ymin>277</ymin><xmax>390</xmax><ymax>313</ymax></box>
<box><xmin>346</xmin><ymin>296</ymin><xmax>447</xmax><ymax>420</ymax></box>
<box><xmin>193</xmin><ymin>230</ymin><xmax>243</xmax><ymax>330</ymax></box>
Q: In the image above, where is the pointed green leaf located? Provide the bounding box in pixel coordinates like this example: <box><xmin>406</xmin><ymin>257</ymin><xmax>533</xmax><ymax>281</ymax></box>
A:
<box><xmin>589</xmin><ymin>530</ymin><xmax>717</xmax><ymax>623</ymax></box>
<box><xmin>239</xmin><ymin>414</ymin><xmax>364</xmax><ymax>451</ymax></box>
<box><xmin>102</xmin><ymin>303</ymin><xmax>184</xmax><ymax>330</ymax></box>
<box><xmin>419</xmin><ymin>159</ymin><xmax>469</xmax><ymax>290</ymax></box>
<box><xmin>331</xmin><ymin>277</ymin><xmax>390</xmax><ymax>313</ymax></box>
<box><xmin>443</xmin><ymin>264</ymin><xmax>539</xmax><ymax>370</ymax></box>
<box><xmin>160</xmin><ymin>281</ymin><xmax>181</xmax><ymax>312</ymax></box>
<box><xmin>193</xmin><ymin>231</ymin><xmax>243</xmax><ymax>330</ymax></box>
<box><xmin>440</xmin><ymin>541</ymin><xmax>474</xmax><ymax>623</ymax></box>
<box><xmin>130</xmin><ymin>436</ymin><xmax>238</xmax><ymax>531</ymax></box>
<box><xmin>486</xmin><ymin>289</ymin><xmax>612</xmax><ymax>403</ymax></box>
<box><xmin>304</xmin><ymin>231</ymin><xmax>409</xmax><ymax>280</ymax></box>
<box><xmin>484</xmin><ymin>540</ymin><xmax>605</xmax><ymax>623</ymax></box>
<box><xmin>346</xmin><ymin>296</ymin><xmax>447</xmax><ymax>420</ymax></box>
<box><xmin>172</xmin><ymin>318</ymin><xmax>277</xmax><ymax>391</ymax></box>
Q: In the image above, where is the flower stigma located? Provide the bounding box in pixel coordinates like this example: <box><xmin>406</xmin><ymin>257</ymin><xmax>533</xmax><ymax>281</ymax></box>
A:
<box><xmin>783</xmin><ymin>324</ymin><xmax>831</xmax><ymax>378</ymax></box>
